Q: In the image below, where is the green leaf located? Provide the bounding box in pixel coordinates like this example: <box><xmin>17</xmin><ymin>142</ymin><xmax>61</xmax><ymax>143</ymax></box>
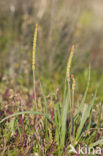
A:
<box><xmin>9</xmin><ymin>118</ymin><xmax>15</xmax><ymax>135</ymax></box>
<box><xmin>60</xmin><ymin>91</ymin><xmax>70</xmax><ymax>150</ymax></box>
<box><xmin>97</xmin><ymin>102</ymin><xmax>102</xmax><ymax>128</ymax></box>
<box><xmin>0</xmin><ymin>111</ymin><xmax>55</xmax><ymax>125</ymax></box>
<box><xmin>79</xmin><ymin>66</ymin><xmax>91</xmax><ymax>112</ymax></box>
<box><xmin>90</xmin><ymin>139</ymin><xmax>103</xmax><ymax>147</ymax></box>
<box><xmin>75</xmin><ymin>90</ymin><xmax>96</xmax><ymax>142</ymax></box>
<box><xmin>40</xmin><ymin>83</ymin><xmax>48</xmax><ymax>114</ymax></box>
<box><xmin>40</xmin><ymin>83</ymin><xmax>48</xmax><ymax>136</ymax></box>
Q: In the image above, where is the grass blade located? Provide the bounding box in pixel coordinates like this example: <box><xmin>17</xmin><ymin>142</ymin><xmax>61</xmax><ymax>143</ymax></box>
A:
<box><xmin>60</xmin><ymin>90</ymin><xmax>70</xmax><ymax>150</ymax></box>
<box><xmin>0</xmin><ymin>111</ymin><xmax>55</xmax><ymax>125</ymax></box>
<box><xmin>78</xmin><ymin>66</ymin><xmax>91</xmax><ymax>112</ymax></box>
<box><xmin>90</xmin><ymin>139</ymin><xmax>103</xmax><ymax>147</ymax></box>
<box><xmin>75</xmin><ymin>90</ymin><xmax>97</xmax><ymax>142</ymax></box>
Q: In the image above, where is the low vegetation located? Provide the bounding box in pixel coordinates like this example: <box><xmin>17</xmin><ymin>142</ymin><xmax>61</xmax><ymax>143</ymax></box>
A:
<box><xmin>0</xmin><ymin>25</ymin><xmax>103</xmax><ymax>156</ymax></box>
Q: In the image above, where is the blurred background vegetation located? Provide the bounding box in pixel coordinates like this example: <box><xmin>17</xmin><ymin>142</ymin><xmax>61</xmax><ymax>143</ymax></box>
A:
<box><xmin>0</xmin><ymin>0</ymin><xmax>103</xmax><ymax>96</ymax></box>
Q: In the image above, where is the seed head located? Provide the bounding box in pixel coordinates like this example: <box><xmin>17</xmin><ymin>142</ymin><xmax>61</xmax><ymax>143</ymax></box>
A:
<box><xmin>71</xmin><ymin>74</ymin><xmax>76</xmax><ymax>91</ymax></box>
<box><xmin>67</xmin><ymin>45</ymin><xmax>75</xmax><ymax>83</ymax></box>
<box><xmin>32</xmin><ymin>24</ymin><xmax>38</xmax><ymax>71</ymax></box>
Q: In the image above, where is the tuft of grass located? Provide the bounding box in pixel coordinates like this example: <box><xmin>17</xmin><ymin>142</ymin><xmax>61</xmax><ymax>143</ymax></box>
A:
<box><xmin>0</xmin><ymin>27</ymin><xmax>102</xmax><ymax>155</ymax></box>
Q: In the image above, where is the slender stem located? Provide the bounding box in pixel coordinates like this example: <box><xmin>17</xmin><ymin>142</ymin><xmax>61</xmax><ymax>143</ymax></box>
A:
<box><xmin>71</xmin><ymin>89</ymin><xmax>74</xmax><ymax>135</ymax></box>
<box><xmin>69</xmin><ymin>81</ymin><xmax>73</xmax><ymax>137</ymax></box>
<box><xmin>33</xmin><ymin>70</ymin><xmax>37</xmax><ymax>109</ymax></box>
